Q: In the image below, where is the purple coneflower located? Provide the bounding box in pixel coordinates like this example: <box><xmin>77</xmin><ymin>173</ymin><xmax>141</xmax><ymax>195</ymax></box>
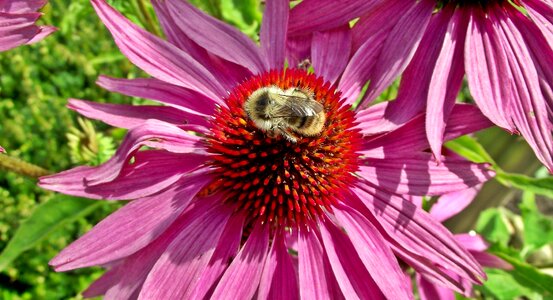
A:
<box><xmin>0</xmin><ymin>0</ymin><xmax>56</xmax><ymax>52</ymax></box>
<box><xmin>289</xmin><ymin>0</ymin><xmax>553</xmax><ymax>171</ymax></box>
<box><xmin>40</xmin><ymin>0</ymin><xmax>495</xmax><ymax>298</ymax></box>
<box><xmin>411</xmin><ymin>187</ymin><xmax>512</xmax><ymax>299</ymax></box>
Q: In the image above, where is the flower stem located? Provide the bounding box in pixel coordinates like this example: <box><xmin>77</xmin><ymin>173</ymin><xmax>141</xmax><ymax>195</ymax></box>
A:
<box><xmin>135</xmin><ymin>0</ymin><xmax>161</xmax><ymax>37</ymax></box>
<box><xmin>0</xmin><ymin>154</ymin><xmax>52</xmax><ymax>178</ymax></box>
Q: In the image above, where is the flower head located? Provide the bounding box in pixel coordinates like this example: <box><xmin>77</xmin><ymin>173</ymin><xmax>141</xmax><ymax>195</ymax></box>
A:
<box><xmin>0</xmin><ymin>0</ymin><xmax>56</xmax><ymax>52</ymax></box>
<box><xmin>288</xmin><ymin>0</ymin><xmax>553</xmax><ymax>171</ymax></box>
<box><xmin>41</xmin><ymin>0</ymin><xmax>495</xmax><ymax>298</ymax></box>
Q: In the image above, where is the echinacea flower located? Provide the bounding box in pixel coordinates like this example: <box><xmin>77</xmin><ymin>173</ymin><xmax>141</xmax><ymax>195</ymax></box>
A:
<box><xmin>40</xmin><ymin>0</ymin><xmax>495</xmax><ymax>298</ymax></box>
<box><xmin>288</xmin><ymin>0</ymin><xmax>553</xmax><ymax>172</ymax></box>
<box><xmin>0</xmin><ymin>0</ymin><xmax>56</xmax><ymax>52</ymax></box>
<box><xmin>410</xmin><ymin>186</ymin><xmax>512</xmax><ymax>299</ymax></box>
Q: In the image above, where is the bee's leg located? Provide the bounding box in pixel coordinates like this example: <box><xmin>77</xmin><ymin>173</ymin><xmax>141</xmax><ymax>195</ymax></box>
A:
<box><xmin>279</xmin><ymin>129</ymin><xmax>298</xmax><ymax>143</ymax></box>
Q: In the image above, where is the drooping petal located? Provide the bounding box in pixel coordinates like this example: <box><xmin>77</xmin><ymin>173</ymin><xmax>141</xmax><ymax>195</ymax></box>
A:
<box><xmin>210</xmin><ymin>222</ymin><xmax>270</xmax><ymax>300</ymax></box>
<box><xmin>358</xmin><ymin>154</ymin><xmax>493</xmax><ymax>196</ymax></box>
<box><xmin>361</xmin><ymin>104</ymin><xmax>492</xmax><ymax>157</ymax></box>
<box><xmin>68</xmin><ymin>99</ymin><xmax>208</xmax><ymax>129</ymax></box>
<box><xmin>332</xmin><ymin>206</ymin><xmax>412</xmax><ymax>300</ymax></box>
<box><xmin>258</xmin><ymin>231</ymin><xmax>299</xmax><ymax>300</ymax></box>
<box><xmin>523</xmin><ymin>0</ymin><xmax>553</xmax><ymax>48</ymax></box>
<box><xmin>467</xmin><ymin>6</ymin><xmax>553</xmax><ymax>170</ymax></box>
<box><xmin>311</xmin><ymin>25</ymin><xmax>351</xmax><ymax>85</ymax></box>
<box><xmin>430</xmin><ymin>185</ymin><xmax>481</xmax><ymax>222</ymax></box>
<box><xmin>91</xmin><ymin>0</ymin><xmax>226</xmax><ymax>100</ymax></box>
<box><xmin>189</xmin><ymin>213</ymin><xmax>244</xmax><ymax>299</ymax></box>
<box><xmin>0</xmin><ymin>11</ymin><xmax>55</xmax><ymax>51</ymax></box>
<box><xmin>260</xmin><ymin>0</ymin><xmax>288</xmax><ymax>70</ymax></box>
<box><xmin>138</xmin><ymin>203</ymin><xmax>233</xmax><ymax>300</ymax></box>
<box><xmin>465</xmin><ymin>7</ymin><xmax>517</xmax><ymax>132</ymax></box>
<box><xmin>425</xmin><ymin>6</ymin><xmax>468</xmax><ymax>160</ymax></box>
<box><xmin>358</xmin><ymin>0</ymin><xmax>435</xmax><ymax>106</ymax></box>
<box><xmin>49</xmin><ymin>172</ymin><xmax>211</xmax><ymax>271</ymax></box>
<box><xmin>470</xmin><ymin>251</ymin><xmax>512</xmax><ymax>270</ymax></box>
<box><xmin>83</xmin><ymin>119</ymin><xmax>205</xmax><ymax>185</ymax></box>
<box><xmin>298</xmin><ymin>225</ymin><xmax>343</xmax><ymax>299</ymax></box>
<box><xmin>0</xmin><ymin>0</ymin><xmax>46</xmax><ymax>13</ymax></box>
<box><xmin>339</xmin><ymin>0</ymin><xmax>433</xmax><ymax>105</ymax></box>
<box><xmin>288</xmin><ymin>0</ymin><xmax>382</xmax><ymax>35</ymax></box>
<box><xmin>416</xmin><ymin>273</ymin><xmax>456</xmax><ymax>300</ymax></box>
<box><xmin>160</xmin><ymin>0</ymin><xmax>267</xmax><ymax>74</ymax></box>
<box><xmin>39</xmin><ymin>150</ymin><xmax>207</xmax><ymax>200</ymax></box>
<box><xmin>96</xmin><ymin>75</ymin><xmax>220</xmax><ymax>113</ymax></box>
<box><xmin>353</xmin><ymin>183</ymin><xmax>485</xmax><ymax>287</ymax></box>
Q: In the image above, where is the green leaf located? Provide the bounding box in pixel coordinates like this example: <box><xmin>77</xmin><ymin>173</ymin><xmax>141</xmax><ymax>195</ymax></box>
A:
<box><xmin>520</xmin><ymin>192</ymin><xmax>553</xmax><ymax>251</ymax></box>
<box><xmin>478</xmin><ymin>268</ymin><xmax>540</xmax><ymax>300</ymax></box>
<box><xmin>493</xmin><ymin>253</ymin><xmax>553</xmax><ymax>299</ymax></box>
<box><xmin>445</xmin><ymin>135</ymin><xmax>496</xmax><ymax>165</ymax></box>
<box><xmin>0</xmin><ymin>195</ymin><xmax>101</xmax><ymax>271</ymax></box>
<box><xmin>496</xmin><ymin>172</ymin><xmax>553</xmax><ymax>200</ymax></box>
<box><xmin>475</xmin><ymin>208</ymin><xmax>512</xmax><ymax>247</ymax></box>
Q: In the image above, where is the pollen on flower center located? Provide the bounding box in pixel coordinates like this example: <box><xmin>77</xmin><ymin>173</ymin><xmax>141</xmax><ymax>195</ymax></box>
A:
<box><xmin>204</xmin><ymin>69</ymin><xmax>362</xmax><ymax>228</ymax></box>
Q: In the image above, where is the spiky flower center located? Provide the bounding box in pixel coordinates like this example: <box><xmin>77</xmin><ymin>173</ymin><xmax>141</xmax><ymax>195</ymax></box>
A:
<box><xmin>205</xmin><ymin>69</ymin><xmax>362</xmax><ymax>229</ymax></box>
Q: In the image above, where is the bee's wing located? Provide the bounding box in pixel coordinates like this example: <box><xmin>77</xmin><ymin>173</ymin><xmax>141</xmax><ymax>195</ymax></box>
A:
<box><xmin>273</xmin><ymin>95</ymin><xmax>324</xmax><ymax>117</ymax></box>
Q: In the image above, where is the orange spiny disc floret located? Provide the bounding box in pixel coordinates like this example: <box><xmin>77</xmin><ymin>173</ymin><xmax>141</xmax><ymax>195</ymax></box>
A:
<box><xmin>205</xmin><ymin>69</ymin><xmax>362</xmax><ymax>229</ymax></box>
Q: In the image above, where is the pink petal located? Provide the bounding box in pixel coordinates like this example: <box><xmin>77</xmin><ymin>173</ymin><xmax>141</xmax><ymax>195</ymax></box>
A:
<box><xmin>430</xmin><ymin>185</ymin><xmax>481</xmax><ymax>222</ymax></box>
<box><xmin>82</xmin><ymin>267</ymin><xmax>120</xmax><ymax>298</ymax></box>
<box><xmin>286</xmin><ymin>34</ymin><xmax>312</xmax><ymax>69</ymax></box>
<box><xmin>260</xmin><ymin>0</ymin><xmax>288</xmax><ymax>70</ymax></box>
<box><xmin>0</xmin><ymin>11</ymin><xmax>46</xmax><ymax>51</ymax></box>
<box><xmin>358</xmin><ymin>154</ymin><xmax>493</xmax><ymax>196</ymax></box>
<box><xmin>96</xmin><ymin>75</ymin><xmax>219</xmax><ymax>113</ymax></box>
<box><xmin>83</xmin><ymin>119</ymin><xmax>205</xmax><ymax>185</ymax></box>
<box><xmin>465</xmin><ymin>7</ymin><xmax>517</xmax><ymax>132</ymax></box>
<box><xmin>454</xmin><ymin>233</ymin><xmax>488</xmax><ymax>252</ymax></box>
<box><xmin>189</xmin><ymin>213</ymin><xmax>244</xmax><ymax>299</ymax></box>
<box><xmin>258</xmin><ymin>231</ymin><xmax>299</xmax><ymax>300</ymax></box>
<box><xmin>288</xmin><ymin>0</ymin><xmax>381</xmax><ymax>35</ymax></box>
<box><xmin>416</xmin><ymin>273</ymin><xmax>456</xmax><ymax>300</ymax></box>
<box><xmin>470</xmin><ymin>251</ymin><xmax>512</xmax><ymax>270</ymax></box>
<box><xmin>138</xmin><ymin>203</ymin><xmax>233</xmax><ymax>300</ymax></box>
<box><xmin>495</xmin><ymin>7</ymin><xmax>553</xmax><ymax>170</ymax></box>
<box><xmin>298</xmin><ymin>225</ymin><xmax>343</xmax><ymax>299</ymax></box>
<box><xmin>68</xmin><ymin>99</ymin><xmax>207</xmax><ymax>129</ymax></box>
<box><xmin>353</xmin><ymin>183</ymin><xmax>485</xmax><ymax>286</ymax></box>
<box><xmin>49</xmin><ymin>172</ymin><xmax>211</xmax><ymax>271</ymax></box>
<box><xmin>357</xmin><ymin>0</ymin><xmax>435</xmax><ymax>106</ymax></box>
<box><xmin>39</xmin><ymin>150</ymin><xmax>207</xmax><ymax>200</ymax></box>
<box><xmin>352</xmin><ymin>102</ymin><xmax>390</xmax><ymax>136</ymax></box>
<box><xmin>161</xmin><ymin>0</ymin><xmax>267</xmax><ymax>74</ymax></box>
<box><xmin>426</xmin><ymin>6</ymin><xmax>468</xmax><ymax>161</ymax></box>
<box><xmin>151</xmin><ymin>0</ymin><xmax>251</xmax><ymax>90</ymax></box>
<box><xmin>0</xmin><ymin>0</ymin><xmax>46</xmax><ymax>13</ymax></box>
<box><xmin>351</xmin><ymin>0</ymin><xmax>410</xmax><ymax>51</ymax></box>
<box><xmin>332</xmin><ymin>206</ymin><xmax>412</xmax><ymax>300</ymax></box>
<box><xmin>523</xmin><ymin>0</ymin><xmax>553</xmax><ymax>48</ymax></box>
<box><xmin>211</xmin><ymin>222</ymin><xmax>270</xmax><ymax>300</ymax></box>
<box><xmin>91</xmin><ymin>0</ymin><xmax>226</xmax><ymax>100</ymax></box>
<box><xmin>0</xmin><ymin>145</ymin><xmax>4</xmax><ymax>153</ymax></box>
<box><xmin>312</xmin><ymin>25</ymin><xmax>352</xmax><ymax>85</ymax></box>
<box><xmin>101</xmin><ymin>195</ymin><xmax>225</xmax><ymax>299</ymax></box>
<box><xmin>361</xmin><ymin>104</ymin><xmax>492</xmax><ymax>158</ymax></box>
